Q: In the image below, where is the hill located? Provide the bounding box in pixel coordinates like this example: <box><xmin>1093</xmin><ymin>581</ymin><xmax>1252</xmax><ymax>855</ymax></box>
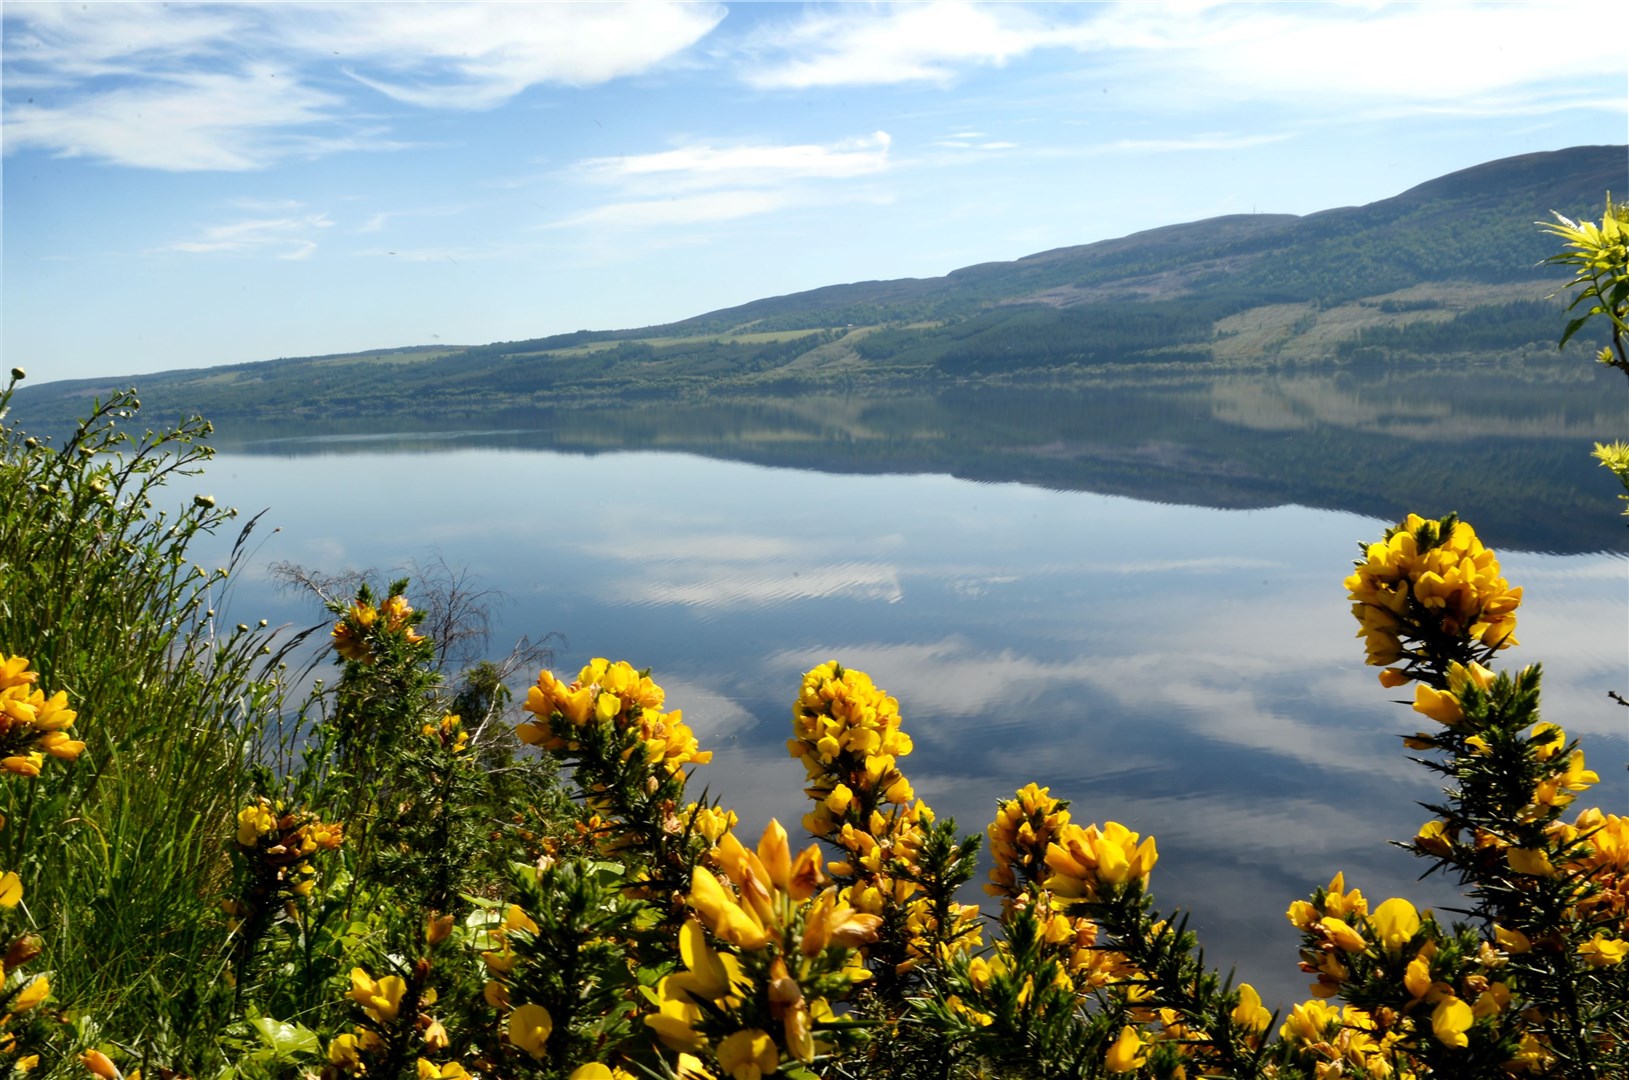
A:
<box><xmin>15</xmin><ymin>144</ymin><xmax>1625</xmax><ymax>425</ymax></box>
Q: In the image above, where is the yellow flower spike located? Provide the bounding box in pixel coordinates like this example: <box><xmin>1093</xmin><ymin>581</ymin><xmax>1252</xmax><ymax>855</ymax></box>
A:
<box><xmin>508</xmin><ymin>1002</ymin><xmax>554</xmax><ymax>1060</ymax></box>
<box><xmin>715</xmin><ymin>1029</ymin><xmax>778</xmax><ymax>1080</ymax></box>
<box><xmin>1430</xmin><ymin>995</ymin><xmax>1473</xmax><ymax>1048</ymax></box>
<box><xmin>569</xmin><ymin>1067</ymin><xmax>617</xmax><ymax>1080</ymax></box>
<box><xmin>1103</xmin><ymin>1025</ymin><xmax>1149</xmax><ymax>1073</ymax></box>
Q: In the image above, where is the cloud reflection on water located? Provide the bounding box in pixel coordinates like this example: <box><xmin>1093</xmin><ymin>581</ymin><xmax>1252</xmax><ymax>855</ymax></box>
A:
<box><xmin>189</xmin><ymin>445</ymin><xmax>1626</xmax><ymax>1010</ymax></box>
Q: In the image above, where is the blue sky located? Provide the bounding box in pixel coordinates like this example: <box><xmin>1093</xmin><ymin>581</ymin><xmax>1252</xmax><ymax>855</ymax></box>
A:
<box><xmin>3</xmin><ymin>1</ymin><xmax>1624</xmax><ymax>385</ymax></box>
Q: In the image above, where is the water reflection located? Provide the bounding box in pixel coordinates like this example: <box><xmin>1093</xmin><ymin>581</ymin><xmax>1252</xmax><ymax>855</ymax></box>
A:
<box><xmin>190</xmin><ymin>440</ymin><xmax>1627</xmax><ymax>1010</ymax></box>
<box><xmin>206</xmin><ymin>365</ymin><xmax>1629</xmax><ymax>555</ymax></box>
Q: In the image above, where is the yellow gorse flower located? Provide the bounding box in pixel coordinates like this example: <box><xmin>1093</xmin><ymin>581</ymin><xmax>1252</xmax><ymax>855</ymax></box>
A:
<box><xmin>1345</xmin><ymin>514</ymin><xmax>1520</xmax><ymax>684</ymax></box>
<box><xmin>789</xmin><ymin>661</ymin><xmax>914</xmax><ymax>839</ymax></box>
<box><xmin>508</xmin><ymin>1002</ymin><xmax>554</xmax><ymax>1060</ymax></box>
<box><xmin>348</xmin><ymin>967</ymin><xmax>407</xmax><ymax>1024</ymax></box>
<box><xmin>986</xmin><ymin>783</ymin><xmax>1070</xmax><ymax>899</ymax></box>
<box><xmin>1044</xmin><ymin>820</ymin><xmax>1158</xmax><ymax>900</ymax></box>
<box><xmin>330</xmin><ymin>591</ymin><xmax>425</xmax><ymax>663</ymax></box>
<box><xmin>0</xmin><ymin>654</ymin><xmax>85</xmax><ymax>774</ymax></box>
<box><xmin>517</xmin><ymin>660</ymin><xmax>711</xmax><ymax>773</ymax></box>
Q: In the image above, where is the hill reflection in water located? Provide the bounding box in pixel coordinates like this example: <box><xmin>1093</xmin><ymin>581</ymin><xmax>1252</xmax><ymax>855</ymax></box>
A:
<box><xmin>215</xmin><ymin>364</ymin><xmax>1629</xmax><ymax>555</ymax></box>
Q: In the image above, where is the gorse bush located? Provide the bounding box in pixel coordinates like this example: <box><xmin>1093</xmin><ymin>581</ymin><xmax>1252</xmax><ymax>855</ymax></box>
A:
<box><xmin>0</xmin><ymin>207</ymin><xmax>1624</xmax><ymax>1080</ymax></box>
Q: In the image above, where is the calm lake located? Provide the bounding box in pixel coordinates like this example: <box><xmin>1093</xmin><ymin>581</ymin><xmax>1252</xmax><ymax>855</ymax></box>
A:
<box><xmin>173</xmin><ymin>371</ymin><xmax>1627</xmax><ymax>1010</ymax></box>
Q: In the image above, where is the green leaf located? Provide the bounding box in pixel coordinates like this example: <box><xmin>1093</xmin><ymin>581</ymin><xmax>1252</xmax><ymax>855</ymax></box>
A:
<box><xmin>250</xmin><ymin>1016</ymin><xmax>320</xmax><ymax>1059</ymax></box>
<box><xmin>1558</xmin><ymin>315</ymin><xmax>1592</xmax><ymax>348</ymax></box>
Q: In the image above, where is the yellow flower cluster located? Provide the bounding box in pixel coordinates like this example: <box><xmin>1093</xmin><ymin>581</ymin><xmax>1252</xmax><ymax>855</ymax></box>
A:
<box><xmin>1277</xmin><ymin>999</ymin><xmax>1400</xmax><ymax>1078</ymax></box>
<box><xmin>330</xmin><ymin>593</ymin><xmax>426</xmax><ymax>664</ymax></box>
<box><xmin>0</xmin><ymin>654</ymin><xmax>84</xmax><ymax>777</ymax></box>
<box><xmin>329</xmin><ymin>966</ymin><xmax>460</xmax><ymax>1075</ymax></box>
<box><xmin>231</xmin><ymin>797</ymin><xmax>344</xmax><ymax>901</ymax></box>
<box><xmin>1345</xmin><ymin>513</ymin><xmax>1521</xmax><ymax>683</ymax></box>
<box><xmin>420</xmin><ymin>713</ymin><xmax>469</xmax><ymax>755</ymax></box>
<box><xmin>517</xmin><ymin>659</ymin><xmax>711</xmax><ymax>775</ymax></box>
<box><xmin>684</xmin><ymin>803</ymin><xmax>740</xmax><ymax>845</ymax></box>
<box><xmin>649</xmin><ymin>820</ymin><xmax>879</xmax><ymax>1075</ymax></box>
<box><xmin>789</xmin><ymin>662</ymin><xmax>915</xmax><ymax>836</ymax></box>
<box><xmin>1553</xmin><ymin>808</ymin><xmax>1629</xmax><ymax>924</ymax></box>
<box><xmin>985</xmin><ymin>783</ymin><xmax>1070</xmax><ymax>900</ymax></box>
<box><xmin>1286</xmin><ymin>872</ymin><xmax>1372</xmax><ymax>999</ymax></box>
<box><xmin>789</xmin><ymin>663</ymin><xmax>979</xmax><ymax>967</ymax></box>
<box><xmin>1044</xmin><ymin>820</ymin><xmax>1159</xmax><ymax>902</ymax></box>
<box><xmin>1286</xmin><ymin>876</ymin><xmax>1525</xmax><ymax>1059</ymax></box>
<box><xmin>1005</xmin><ymin>890</ymin><xmax>1127</xmax><ymax>992</ymax></box>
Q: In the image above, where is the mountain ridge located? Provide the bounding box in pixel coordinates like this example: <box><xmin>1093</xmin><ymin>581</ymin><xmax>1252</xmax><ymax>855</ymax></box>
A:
<box><xmin>16</xmin><ymin>144</ymin><xmax>1625</xmax><ymax>424</ymax></box>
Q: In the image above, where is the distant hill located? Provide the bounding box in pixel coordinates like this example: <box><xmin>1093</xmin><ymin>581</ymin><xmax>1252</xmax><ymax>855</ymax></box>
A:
<box><xmin>16</xmin><ymin>144</ymin><xmax>1625</xmax><ymax>425</ymax></box>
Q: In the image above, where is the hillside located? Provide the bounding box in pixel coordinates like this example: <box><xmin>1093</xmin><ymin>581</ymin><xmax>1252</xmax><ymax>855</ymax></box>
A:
<box><xmin>15</xmin><ymin>144</ymin><xmax>1625</xmax><ymax>425</ymax></box>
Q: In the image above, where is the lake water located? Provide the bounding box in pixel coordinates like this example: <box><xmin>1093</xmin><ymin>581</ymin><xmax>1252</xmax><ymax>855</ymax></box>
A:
<box><xmin>171</xmin><ymin>375</ymin><xmax>1627</xmax><ymax>1010</ymax></box>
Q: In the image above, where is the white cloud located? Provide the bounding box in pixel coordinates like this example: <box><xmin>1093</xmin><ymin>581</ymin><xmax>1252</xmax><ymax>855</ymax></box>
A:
<box><xmin>554</xmin><ymin>132</ymin><xmax>894</xmax><ymax>229</ymax></box>
<box><xmin>1093</xmin><ymin>133</ymin><xmax>1295</xmax><ymax>154</ymax></box>
<box><xmin>1</xmin><ymin>1</ymin><xmax>727</xmax><ymax>170</ymax></box>
<box><xmin>552</xmin><ymin>190</ymin><xmax>794</xmax><ymax>229</ymax></box>
<box><xmin>631</xmin><ymin>562</ymin><xmax>904</xmax><ymax>608</ymax></box>
<box><xmin>3</xmin><ymin>67</ymin><xmax>355</xmax><ymax>171</ymax></box>
<box><xmin>577</xmin><ymin>131</ymin><xmax>892</xmax><ymax>189</ymax></box>
<box><xmin>740</xmin><ymin>1</ymin><xmax>1082</xmax><ymax>89</ymax></box>
<box><xmin>165</xmin><ymin>209</ymin><xmax>333</xmax><ymax>259</ymax></box>
<box><xmin>737</xmin><ymin>1</ymin><xmax>1625</xmax><ymax>118</ymax></box>
<box><xmin>299</xmin><ymin>3</ymin><xmax>726</xmax><ymax>109</ymax></box>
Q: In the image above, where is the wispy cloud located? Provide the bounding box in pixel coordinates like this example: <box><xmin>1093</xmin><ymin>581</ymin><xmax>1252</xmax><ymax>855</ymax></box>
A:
<box><xmin>737</xmin><ymin>1</ymin><xmax>1087</xmax><ymax>89</ymax></box>
<box><xmin>577</xmin><ymin>131</ymin><xmax>893</xmax><ymax>188</ymax></box>
<box><xmin>736</xmin><ymin>1</ymin><xmax>1624</xmax><ymax>119</ymax></box>
<box><xmin>552</xmin><ymin>131</ymin><xmax>894</xmax><ymax>230</ymax></box>
<box><xmin>293</xmin><ymin>3</ymin><xmax>726</xmax><ymax>109</ymax></box>
<box><xmin>3</xmin><ymin>67</ymin><xmax>361</xmax><ymax>171</ymax></box>
<box><xmin>164</xmin><ymin>209</ymin><xmax>333</xmax><ymax>259</ymax></box>
<box><xmin>1091</xmin><ymin>133</ymin><xmax>1295</xmax><ymax>155</ymax></box>
<box><xmin>931</xmin><ymin>138</ymin><xmax>1017</xmax><ymax>151</ymax></box>
<box><xmin>1</xmin><ymin>1</ymin><xmax>727</xmax><ymax>170</ymax></box>
<box><xmin>552</xmin><ymin>190</ymin><xmax>793</xmax><ymax>230</ymax></box>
